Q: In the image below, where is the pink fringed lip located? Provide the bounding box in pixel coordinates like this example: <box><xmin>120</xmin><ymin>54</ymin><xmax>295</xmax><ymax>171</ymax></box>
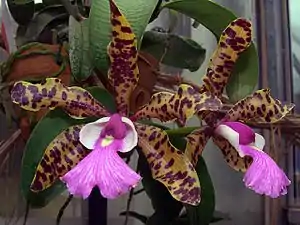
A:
<box><xmin>240</xmin><ymin>145</ymin><xmax>291</xmax><ymax>198</ymax></box>
<box><xmin>61</xmin><ymin>139</ymin><xmax>141</xmax><ymax>199</ymax></box>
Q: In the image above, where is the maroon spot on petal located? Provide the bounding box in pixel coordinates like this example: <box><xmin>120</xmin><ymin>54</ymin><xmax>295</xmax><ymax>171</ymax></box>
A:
<box><xmin>120</xmin><ymin>26</ymin><xmax>132</xmax><ymax>33</ymax></box>
<box><xmin>21</xmin><ymin>97</ymin><xmax>29</xmax><ymax>105</ymax></box>
<box><xmin>62</xmin><ymin>91</ymin><xmax>67</xmax><ymax>100</ymax></box>
<box><xmin>28</xmin><ymin>85</ymin><xmax>38</xmax><ymax>94</ymax></box>
<box><xmin>165</xmin><ymin>158</ymin><xmax>175</xmax><ymax>169</ymax></box>
<box><xmin>41</xmin><ymin>88</ymin><xmax>48</xmax><ymax>97</ymax></box>
<box><xmin>225</xmin><ymin>27</ymin><xmax>236</xmax><ymax>38</ymax></box>
<box><xmin>112</xmin><ymin>31</ymin><xmax>119</xmax><ymax>37</ymax></box>
<box><xmin>109</xmin><ymin>0</ymin><xmax>122</xmax><ymax>16</ymax></box>
<box><xmin>111</xmin><ymin>18</ymin><xmax>121</xmax><ymax>26</ymax></box>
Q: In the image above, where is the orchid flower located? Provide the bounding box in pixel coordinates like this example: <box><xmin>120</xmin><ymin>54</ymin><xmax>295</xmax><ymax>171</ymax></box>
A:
<box><xmin>10</xmin><ymin>0</ymin><xmax>222</xmax><ymax>205</ymax></box>
<box><xmin>184</xmin><ymin>18</ymin><xmax>294</xmax><ymax>198</ymax></box>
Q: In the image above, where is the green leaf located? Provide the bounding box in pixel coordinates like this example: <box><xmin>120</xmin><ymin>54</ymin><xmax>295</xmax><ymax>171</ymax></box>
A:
<box><xmin>88</xmin><ymin>87</ymin><xmax>117</xmax><ymax>112</ymax></box>
<box><xmin>226</xmin><ymin>46</ymin><xmax>258</xmax><ymax>102</ymax></box>
<box><xmin>162</xmin><ymin>0</ymin><xmax>259</xmax><ymax>102</ymax></box>
<box><xmin>89</xmin><ymin>0</ymin><xmax>159</xmax><ymax>72</ymax></box>
<box><xmin>21</xmin><ymin>87</ymin><xmax>116</xmax><ymax>208</ymax></box>
<box><xmin>69</xmin><ymin>17</ymin><xmax>93</xmax><ymax>81</ymax></box>
<box><xmin>141</xmin><ymin>31</ymin><xmax>206</xmax><ymax>72</ymax></box>
<box><xmin>186</xmin><ymin>157</ymin><xmax>215</xmax><ymax>225</ymax></box>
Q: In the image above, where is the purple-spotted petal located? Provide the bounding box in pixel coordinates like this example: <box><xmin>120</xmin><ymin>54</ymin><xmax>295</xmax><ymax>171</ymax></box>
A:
<box><xmin>30</xmin><ymin>125</ymin><xmax>89</xmax><ymax>192</ymax></box>
<box><xmin>79</xmin><ymin>116</ymin><xmax>138</xmax><ymax>152</ymax></box>
<box><xmin>135</xmin><ymin>123</ymin><xmax>201</xmax><ymax>205</ymax></box>
<box><xmin>61</xmin><ymin>139</ymin><xmax>141</xmax><ymax>199</ymax></box>
<box><xmin>240</xmin><ymin>145</ymin><xmax>290</xmax><ymax>198</ymax></box>
<box><xmin>10</xmin><ymin>78</ymin><xmax>109</xmax><ymax>118</ymax></box>
<box><xmin>132</xmin><ymin>84</ymin><xmax>222</xmax><ymax>126</ymax></box>
<box><xmin>108</xmin><ymin>0</ymin><xmax>139</xmax><ymax>116</ymax></box>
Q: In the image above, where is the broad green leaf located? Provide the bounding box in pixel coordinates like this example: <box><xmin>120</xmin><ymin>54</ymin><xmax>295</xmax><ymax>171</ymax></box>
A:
<box><xmin>89</xmin><ymin>0</ymin><xmax>159</xmax><ymax>72</ymax></box>
<box><xmin>226</xmin><ymin>47</ymin><xmax>258</xmax><ymax>102</ymax></box>
<box><xmin>69</xmin><ymin>17</ymin><xmax>93</xmax><ymax>81</ymax></box>
<box><xmin>162</xmin><ymin>0</ymin><xmax>259</xmax><ymax>102</ymax></box>
<box><xmin>186</xmin><ymin>157</ymin><xmax>215</xmax><ymax>225</ymax></box>
<box><xmin>21</xmin><ymin>87</ymin><xmax>116</xmax><ymax>208</ymax></box>
<box><xmin>141</xmin><ymin>31</ymin><xmax>206</xmax><ymax>72</ymax></box>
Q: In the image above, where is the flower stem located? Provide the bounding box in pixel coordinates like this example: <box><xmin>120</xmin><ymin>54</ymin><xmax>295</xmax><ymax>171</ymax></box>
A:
<box><xmin>165</xmin><ymin>126</ymin><xmax>198</xmax><ymax>136</ymax></box>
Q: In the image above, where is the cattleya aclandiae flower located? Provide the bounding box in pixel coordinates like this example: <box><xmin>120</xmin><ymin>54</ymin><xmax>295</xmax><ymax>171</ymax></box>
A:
<box><xmin>184</xmin><ymin>18</ymin><xmax>294</xmax><ymax>198</ymax></box>
<box><xmin>10</xmin><ymin>0</ymin><xmax>222</xmax><ymax>204</ymax></box>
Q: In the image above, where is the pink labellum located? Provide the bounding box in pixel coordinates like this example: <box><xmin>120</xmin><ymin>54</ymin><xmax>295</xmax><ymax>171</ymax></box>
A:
<box><xmin>61</xmin><ymin>139</ymin><xmax>141</xmax><ymax>199</ymax></box>
<box><xmin>61</xmin><ymin>113</ymin><xmax>140</xmax><ymax>198</ymax></box>
<box><xmin>240</xmin><ymin>145</ymin><xmax>290</xmax><ymax>198</ymax></box>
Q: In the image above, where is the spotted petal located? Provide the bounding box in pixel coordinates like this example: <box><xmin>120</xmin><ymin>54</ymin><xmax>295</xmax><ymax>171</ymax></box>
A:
<box><xmin>197</xmin><ymin>18</ymin><xmax>252</xmax><ymax>126</ymax></box>
<box><xmin>135</xmin><ymin>123</ymin><xmax>200</xmax><ymax>205</ymax></box>
<box><xmin>199</xmin><ymin>18</ymin><xmax>252</xmax><ymax>96</ymax></box>
<box><xmin>132</xmin><ymin>84</ymin><xmax>222</xmax><ymax>126</ymax></box>
<box><xmin>30</xmin><ymin>125</ymin><xmax>89</xmax><ymax>192</ymax></box>
<box><xmin>11</xmin><ymin>78</ymin><xmax>110</xmax><ymax>119</ymax></box>
<box><xmin>185</xmin><ymin>126</ymin><xmax>213</xmax><ymax>167</ymax></box>
<box><xmin>212</xmin><ymin>135</ymin><xmax>252</xmax><ymax>172</ymax></box>
<box><xmin>223</xmin><ymin>89</ymin><xmax>294</xmax><ymax>123</ymax></box>
<box><xmin>107</xmin><ymin>0</ymin><xmax>139</xmax><ymax>116</ymax></box>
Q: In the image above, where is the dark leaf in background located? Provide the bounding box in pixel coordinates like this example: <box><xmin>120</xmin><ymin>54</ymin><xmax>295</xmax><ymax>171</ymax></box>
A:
<box><xmin>7</xmin><ymin>0</ymin><xmax>35</xmax><ymax>26</ymax></box>
<box><xmin>141</xmin><ymin>30</ymin><xmax>206</xmax><ymax>72</ymax></box>
<box><xmin>69</xmin><ymin>17</ymin><xmax>93</xmax><ymax>81</ymax></box>
<box><xmin>16</xmin><ymin>5</ymin><xmax>68</xmax><ymax>46</ymax></box>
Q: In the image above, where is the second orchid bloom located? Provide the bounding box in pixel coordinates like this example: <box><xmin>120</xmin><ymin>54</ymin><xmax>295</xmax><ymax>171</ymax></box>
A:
<box><xmin>185</xmin><ymin>17</ymin><xmax>294</xmax><ymax>198</ymax></box>
<box><xmin>10</xmin><ymin>0</ymin><xmax>293</xmax><ymax>206</ymax></box>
